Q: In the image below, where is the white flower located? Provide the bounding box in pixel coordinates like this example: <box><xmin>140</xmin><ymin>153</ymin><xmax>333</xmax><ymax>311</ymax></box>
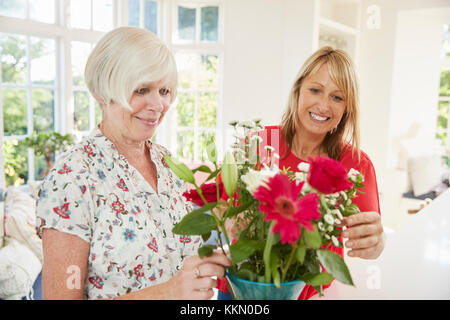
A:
<box><xmin>332</xmin><ymin>209</ymin><xmax>343</xmax><ymax>220</ymax></box>
<box><xmin>264</xmin><ymin>145</ymin><xmax>275</xmax><ymax>152</ymax></box>
<box><xmin>297</xmin><ymin>162</ymin><xmax>310</xmax><ymax>172</ymax></box>
<box><xmin>327</xmin><ymin>225</ymin><xmax>334</xmax><ymax>233</ymax></box>
<box><xmin>272</xmin><ymin>153</ymin><xmax>280</xmax><ymax>159</ymax></box>
<box><xmin>331</xmin><ymin>235</ymin><xmax>340</xmax><ymax>247</ymax></box>
<box><xmin>318</xmin><ymin>221</ymin><xmax>325</xmax><ymax>231</ymax></box>
<box><xmin>324</xmin><ymin>213</ymin><xmax>335</xmax><ymax>225</ymax></box>
<box><xmin>239</xmin><ymin>120</ymin><xmax>255</xmax><ymax>128</ymax></box>
<box><xmin>295</xmin><ymin>172</ymin><xmax>307</xmax><ymax>182</ymax></box>
<box><xmin>251</xmin><ymin>135</ymin><xmax>263</xmax><ymax>143</ymax></box>
<box><xmin>348</xmin><ymin>168</ymin><xmax>363</xmax><ymax>182</ymax></box>
<box><xmin>241</xmin><ymin>168</ymin><xmax>278</xmax><ymax>194</ymax></box>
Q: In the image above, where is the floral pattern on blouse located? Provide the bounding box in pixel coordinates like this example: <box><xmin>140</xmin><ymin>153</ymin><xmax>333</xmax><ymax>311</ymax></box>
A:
<box><xmin>36</xmin><ymin>127</ymin><xmax>202</xmax><ymax>300</ymax></box>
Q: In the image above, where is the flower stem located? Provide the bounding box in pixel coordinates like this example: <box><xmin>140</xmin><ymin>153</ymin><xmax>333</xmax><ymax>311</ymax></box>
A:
<box><xmin>263</xmin><ymin>221</ymin><xmax>276</xmax><ymax>283</ymax></box>
<box><xmin>281</xmin><ymin>244</ymin><xmax>297</xmax><ymax>283</ymax></box>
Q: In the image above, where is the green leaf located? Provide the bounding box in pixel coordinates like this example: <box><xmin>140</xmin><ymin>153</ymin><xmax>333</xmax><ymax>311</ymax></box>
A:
<box><xmin>172</xmin><ymin>203</ymin><xmax>218</xmax><ymax>235</ymax></box>
<box><xmin>295</xmin><ymin>245</ymin><xmax>306</xmax><ymax>265</ymax></box>
<box><xmin>221</xmin><ymin>151</ymin><xmax>238</xmax><ymax>198</ymax></box>
<box><xmin>201</xmin><ymin>231</ymin><xmax>212</xmax><ymax>242</ymax></box>
<box><xmin>300</xmin><ymin>272</ymin><xmax>334</xmax><ymax>286</ymax></box>
<box><xmin>273</xmin><ymin>270</ymin><xmax>281</xmax><ymax>288</ymax></box>
<box><xmin>198</xmin><ymin>245</ymin><xmax>216</xmax><ymax>259</ymax></box>
<box><xmin>193</xmin><ymin>165</ymin><xmax>212</xmax><ymax>174</ymax></box>
<box><xmin>303</xmin><ymin>225</ymin><xmax>321</xmax><ymax>249</ymax></box>
<box><xmin>224</xmin><ymin>200</ymin><xmax>253</xmax><ymax>219</ymax></box>
<box><xmin>163</xmin><ymin>154</ymin><xmax>195</xmax><ymax>184</ymax></box>
<box><xmin>317</xmin><ymin>250</ymin><xmax>354</xmax><ymax>286</ymax></box>
<box><xmin>230</xmin><ymin>239</ymin><xmax>262</xmax><ymax>264</ymax></box>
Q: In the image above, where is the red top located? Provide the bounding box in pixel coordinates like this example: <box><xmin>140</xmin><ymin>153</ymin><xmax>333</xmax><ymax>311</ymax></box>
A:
<box><xmin>216</xmin><ymin>126</ymin><xmax>381</xmax><ymax>299</ymax></box>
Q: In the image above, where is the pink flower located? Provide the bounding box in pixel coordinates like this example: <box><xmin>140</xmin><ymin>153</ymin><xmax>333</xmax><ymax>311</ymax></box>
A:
<box><xmin>307</xmin><ymin>156</ymin><xmax>353</xmax><ymax>194</ymax></box>
<box><xmin>253</xmin><ymin>173</ymin><xmax>321</xmax><ymax>244</ymax></box>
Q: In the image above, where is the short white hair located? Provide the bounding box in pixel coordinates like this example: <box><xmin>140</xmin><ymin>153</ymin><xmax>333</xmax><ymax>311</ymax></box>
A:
<box><xmin>85</xmin><ymin>26</ymin><xmax>178</xmax><ymax>111</ymax></box>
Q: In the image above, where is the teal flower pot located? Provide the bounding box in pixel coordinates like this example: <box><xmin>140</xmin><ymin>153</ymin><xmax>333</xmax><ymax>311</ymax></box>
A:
<box><xmin>226</xmin><ymin>272</ymin><xmax>306</xmax><ymax>300</ymax></box>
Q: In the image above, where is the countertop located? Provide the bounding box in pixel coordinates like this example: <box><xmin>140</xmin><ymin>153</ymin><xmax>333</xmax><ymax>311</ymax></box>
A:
<box><xmin>311</xmin><ymin>188</ymin><xmax>450</xmax><ymax>300</ymax></box>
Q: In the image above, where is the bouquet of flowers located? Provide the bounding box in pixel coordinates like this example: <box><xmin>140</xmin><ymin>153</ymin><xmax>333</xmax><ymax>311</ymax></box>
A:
<box><xmin>164</xmin><ymin>120</ymin><xmax>365</xmax><ymax>298</ymax></box>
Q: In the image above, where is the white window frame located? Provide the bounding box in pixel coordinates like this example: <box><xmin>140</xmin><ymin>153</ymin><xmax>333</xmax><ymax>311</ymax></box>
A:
<box><xmin>161</xmin><ymin>0</ymin><xmax>224</xmax><ymax>163</ymax></box>
<box><xmin>0</xmin><ymin>0</ymin><xmax>115</xmax><ymax>187</ymax></box>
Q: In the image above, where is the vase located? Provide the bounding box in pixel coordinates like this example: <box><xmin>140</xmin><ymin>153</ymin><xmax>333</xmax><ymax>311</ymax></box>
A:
<box><xmin>226</xmin><ymin>272</ymin><xmax>306</xmax><ymax>300</ymax></box>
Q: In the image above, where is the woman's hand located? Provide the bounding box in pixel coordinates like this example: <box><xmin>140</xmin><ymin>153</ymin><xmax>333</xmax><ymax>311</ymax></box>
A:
<box><xmin>341</xmin><ymin>211</ymin><xmax>385</xmax><ymax>260</ymax></box>
<box><xmin>164</xmin><ymin>250</ymin><xmax>232</xmax><ymax>300</ymax></box>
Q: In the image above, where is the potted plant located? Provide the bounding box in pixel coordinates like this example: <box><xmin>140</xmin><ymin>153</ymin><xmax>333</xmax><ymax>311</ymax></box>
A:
<box><xmin>22</xmin><ymin>131</ymin><xmax>74</xmax><ymax>179</ymax></box>
<box><xmin>164</xmin><ymin>120</ymin><xmax>364</xmax><ymax>300</ymax></box>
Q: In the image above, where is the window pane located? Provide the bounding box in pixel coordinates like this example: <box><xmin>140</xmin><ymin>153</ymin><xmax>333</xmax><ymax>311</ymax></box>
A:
<box><xmin>176</xmin><ymin>129</ymin><xmax>194</xmax><ymax>160</ymax></box>
<box><xmin>201</xmin><ymin>6</ymin><xmax>218</xmax><ymax>42</ymax></box>
<box><xmin>29</xmin><ymin>0</ymin><xmax>55</xmax><ymax>24</ymax></box>
<box><xmin>128</xmin><ymin>0</ymin><xmax>140</xmax><ymax>27</ymax></box>
<box><xmin>74</xmin><ymin>90</ymin><xmax>90</xmax><ymax>131</ymax></box>
<box><xmin>199</xmin><ymin>55</ymin><xmax>218</xmax><ymax>89</ymax></box>
<box><xmin>0</xmin><ymin>0</ymin><xmax>26</xmax><ymax>19</ymax></box>
<box><xmin>178</xmin><ymin>6</ymin><xmax>196</xmax><ymax>41</ymax></box>
<box><xmin>198</xmin><ymin>92</ymin><xmax>217</xmax><ymax>128</ymax></box>
<box><xmin>176</xmin><ymin>93</ymin><xmax>195</xmax><ymax>127</ymax></box>
<box><xmin>2</xmin><ymin>88</ymin><xmax>27</xmax><ymax>136</ymax></box>
<box><xmin>35</xmin><ymin>152</ymin><xmax>54</xmax><ymax>180</ymax></box>
<box><xmin>0</xmin><ymin>33</ymin><xmax>27</xmax><ymax>84</ymax></box>
<box><xmin>4</xmin><ymin>140</ymin><xmax>28</xmax><ymax>187</ymax></box>
<box><xmin>95</xmin><ymin>100</ymin><xmax>102</xmax><ymax>126</ymax></box>
<box><xmin>93</xmin><ymin>0</ymin><xmax>113</xmax><ymax>32</ymax></box>
<box><xmin>144</xmin><ymin>0</ymin><xmax>158</xmax><ymax>34</ymax></box>
<box><xmin>72</xmin><ymin>41</ymin><xmax>92</xmax><ymax>86</ymax></box>
<box><xmin>176</xmin><ymin>53</ymin><xmax>196</xmax><ymax>89</ymax></box>
<box><xmin>32</xmin><ymin>89</ymin><xmax>54</xmax><ymax>133</ymax></box>
<box><xmin>71</xmin><ymin>0</ymin><xmax>91</xmax><ymax>29</ymax></box>
<box><xmin>198</xmin><ymin>130</ymin><xmax>216</xmax><ymax>162</ymax></box>
<box><xmin>437</xmin><ymin>100</ymin><xmax>449</xmax><ymax>147</ymax></box>
<box><xmin>30</xmin><ymin>37</ymin><xmax>56</xmax><ymax>85</ymax></box>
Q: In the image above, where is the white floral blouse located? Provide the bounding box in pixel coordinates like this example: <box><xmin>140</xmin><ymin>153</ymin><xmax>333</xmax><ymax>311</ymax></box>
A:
<box><xmin>36</xmin><ymin>127</ymin><xmax>201</xmax><ymax>299</ymax></box>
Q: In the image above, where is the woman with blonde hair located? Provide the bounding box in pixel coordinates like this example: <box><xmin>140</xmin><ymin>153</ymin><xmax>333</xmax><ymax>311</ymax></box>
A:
<box><xmin>217</xmin><ymin>46</ymin><xmax>385</xmax><ymax>300</ymax></box>
<box><xmin>36</xmin><ymin>27</ymin><xmax>230</xmax><ymax>300</ymax></box>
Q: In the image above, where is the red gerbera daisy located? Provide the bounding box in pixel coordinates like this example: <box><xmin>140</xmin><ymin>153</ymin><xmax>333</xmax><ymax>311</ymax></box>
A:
<box><xmin>253</xmin><ymin>173</ymin><xmax>321</xmax><ymax>244</ymax></box>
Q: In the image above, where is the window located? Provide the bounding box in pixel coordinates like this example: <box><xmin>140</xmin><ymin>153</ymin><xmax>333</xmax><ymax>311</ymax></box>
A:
<box><xmin>170</xmin><ymin>1</ymin><xmax>223</xmax><ymax>162</ymax></box>
<box><xmin>127</xmin><ymin>0</ymin><xmax>159</xmax><ymax>35</ymax></box>
<box><xmin>0</xmin><ymin>0</ymin><xmax>116</xmax><ymax>187</ymax></box>
<box><xmin>1</xmin><ymin>0</ymin><xmax>224</xmax><ymax>187</ymax></box>
<box><xmin>1</xmin><ymin>33</ymin><xmax>57</xmax><ymax>185</ymax></box>
<box><xmin>437</xmin><ymin>24</ymin><xmax>450</xmax><ymax>157</ymax></box>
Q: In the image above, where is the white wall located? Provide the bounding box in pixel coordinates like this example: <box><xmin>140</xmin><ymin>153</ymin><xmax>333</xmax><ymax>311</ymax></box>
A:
<box><xmin>388</xmin><ymin>8</ymin><xmax>449</xmax><ymax>169</ymax></box>
<box><xmin>357</xmin><ymin>0</ymin><xmax>450</xmax><ymax>228</ymax></box>
<box><xmin>222</xmin><ymin>0</ymin><xmax>318</xmax><ymax>129</ymax></box>
<box><xmin>222</xmin><ymin>0</ymin><xmax>319</xmax><ymax>150</ymax></box>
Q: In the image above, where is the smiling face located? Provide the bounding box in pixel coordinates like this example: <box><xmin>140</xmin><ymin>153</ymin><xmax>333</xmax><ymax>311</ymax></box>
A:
<box><xmin>296</xmin><ymin>63</ymin><xmax>346</xmax><ymax>139</ymax></box>
<box><xmin>101</xmin><ymin>79</ymin><xmax>171</xmax><ymax>144</ymax></box>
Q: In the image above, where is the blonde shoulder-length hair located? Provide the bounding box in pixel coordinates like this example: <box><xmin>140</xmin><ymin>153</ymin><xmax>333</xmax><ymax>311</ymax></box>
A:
<box><xmin>280</xmin><ymin>46</ymin><xmax>360</xmax><ymax>162</ymax></box>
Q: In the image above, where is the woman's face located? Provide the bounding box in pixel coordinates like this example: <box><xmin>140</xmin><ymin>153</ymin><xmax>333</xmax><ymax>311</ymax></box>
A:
<box><xmin>296</xmin><ymin>63</ymin><xmax>346</xmax><ymax>138</ymax></box>
<box><xmin>102</xmin><ymin>79</ymin><xmax>171</xmax><ymax>143</ymax></box>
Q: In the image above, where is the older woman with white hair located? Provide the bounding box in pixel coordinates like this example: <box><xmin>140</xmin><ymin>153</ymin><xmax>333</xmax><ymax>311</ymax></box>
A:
<box><xmin>36</xmin><ymin>26</ymin><xmax>230</xmax><ymax>300</ymax></box>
